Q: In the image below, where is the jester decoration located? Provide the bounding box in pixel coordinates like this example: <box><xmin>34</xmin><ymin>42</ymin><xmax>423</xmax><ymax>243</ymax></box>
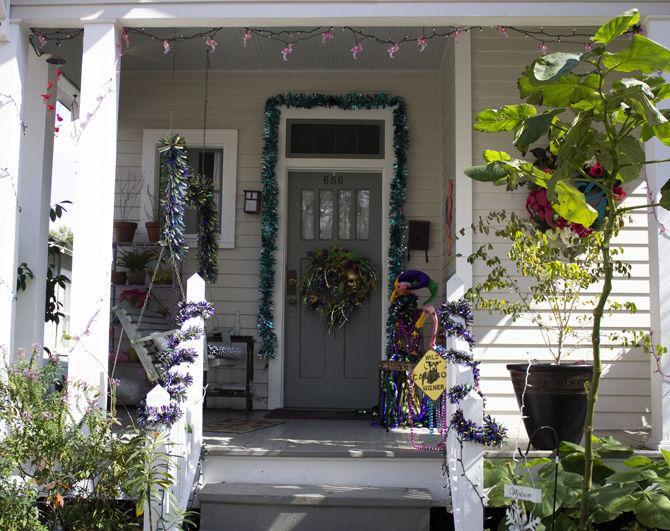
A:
<box><xmin>381</xmin><ymin>269</ymin><xmax>440</xmax><ymax>429</ymax></box>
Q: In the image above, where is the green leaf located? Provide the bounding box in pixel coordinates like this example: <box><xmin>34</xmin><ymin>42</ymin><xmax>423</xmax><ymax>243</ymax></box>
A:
<box><xmin>661</xmin><ymin>179</ymin><xmax>670</xmax><ymax>212</ymax></box>
<box><xmin>634</xmin><ymin>492</ymin><xmax>670</xmax><ymax>529</ymax></box>
<box><xmin>662</xmin><ymin>448</ymin><xmax>670</xmax><ymax>468</ymax></box>
<box><xmin>608</xmin><ymin>467</ymin><xmax>658</xmax><ymax>483</ymax></box>
<box><xmin>592</xmin><ymin>9</ymin><xmax>640</xmax><ymax>44</ymax></box>
<box><xmin>597</xmin><ymin>435</ymin><xmax>634</xmax><ymax>457</ymax></box>
<box><xmin>514</xmin><ymin>110</ymin><xmax>565</xmax><ymax>153</ymax></box>
<box><xmin>519</xmin><ymin>69</ymin><xmax>598</xmax><ymax>107</ymax></box>
<box><xmin>559</xmin><ymin>440</ymin><xmax>585</xmax><ymax>454</ymax></box>
<box><xmin>603</xmin><ymin>35</ymin><xmax>670</xmax><ymax>73</ymax></box>
<box><xmin>533</xmin><ymin>52</ymin><xmax>583</xmax><ymax>81</ymax></box>
<box><xmin>483</xmin><ymin>150</ymin><xmax>512</xmax><ymax>163</ymax></box>
<box><xmin>464</xmin><ymin>162</ymin><xmax>510</xmax><ymax>182</ymax></box>
<box><xmin>553</xmin><ymin>181</ymin><xmax>598</xmax><ymax>227</ymax></box>
<box><xmin>474</xmin><ymin>104</ymin><xmax>537</xmax><ymax>132</ymax></box>
<box><xmin>589</xmin><ymin>482</ymin><xmax>638</xmax><ymax>520</ymax></box>
<box><xmin>654</xmin><ymin>121</ymin><xmax>670</xmax><ymax>147</ymax></box>
<box><xmin>594</xmin><ymin>134</ymin><xmax>645</xmax><ymax>183</ymax></box>
<box><xmin>624</xmin><ymin>455</ymin><xmax>654</xmax><ymax>468</ymax></box>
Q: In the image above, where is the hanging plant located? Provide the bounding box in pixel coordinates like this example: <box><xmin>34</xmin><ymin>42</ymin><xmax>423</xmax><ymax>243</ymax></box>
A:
<box><xmin>301</xmin><ymin>247</ymin><xmax>377</xmax><ymax>334</ymax></box>
<box><xmin>157</xmin><ymin>133</ymin><xmax>190</xmax><ymax>261</ymax></box>
<box><xmin>188</xmin><ymin>174</ymin><xmax>219</xmax><ymax>283</ymax></box>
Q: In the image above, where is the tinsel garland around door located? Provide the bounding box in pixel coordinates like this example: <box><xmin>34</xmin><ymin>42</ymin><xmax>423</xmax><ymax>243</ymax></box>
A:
<box><xmin>257</xmin><ymin>93</ymin><xmax>409</xmax><ymax>359</ymax></box>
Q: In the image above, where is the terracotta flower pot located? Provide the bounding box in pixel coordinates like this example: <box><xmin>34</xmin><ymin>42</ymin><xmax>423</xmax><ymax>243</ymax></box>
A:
<box><xmin>126</xmin><ymin>270</ymin><xmax>146</xmax><ymax>285</ymax></box>
<box><xmin>145</xmin><ymin>221</ymin><xmax>161</xmax><ymax>243</ymax></box>
<box><xmin>113</xmin><ymin>221</ymin><xmax>138</xmax><ymax>243</ymax></box>
<box><xmin>507</xmin><ymin>363</ymin><xmax>593</xmax><ymax>450</ymax></box>
<box><xmin>111</xmin><ymin>271</ymin><xmax>127</xmax><ymax>285</ymax></box>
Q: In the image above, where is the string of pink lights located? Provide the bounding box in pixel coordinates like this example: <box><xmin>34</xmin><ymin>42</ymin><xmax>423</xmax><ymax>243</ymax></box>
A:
<box><xmin>32</xmin><ymin>23</ymin><xmax>644</xmax><ymax>62</ymax></box>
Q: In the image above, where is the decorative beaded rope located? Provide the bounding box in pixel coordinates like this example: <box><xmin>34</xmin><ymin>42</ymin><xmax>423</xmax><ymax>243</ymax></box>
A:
<box><xmin>407</xmin><ymin>372</ymin><xmax>448</xmax><ymax>452</ymax></box>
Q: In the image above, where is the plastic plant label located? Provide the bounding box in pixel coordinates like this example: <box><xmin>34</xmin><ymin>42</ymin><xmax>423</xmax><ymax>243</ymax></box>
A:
<box><xmin>504</xmin><ymin>484</ymin><xmax>542</xmax><ymax>504</ymax></box>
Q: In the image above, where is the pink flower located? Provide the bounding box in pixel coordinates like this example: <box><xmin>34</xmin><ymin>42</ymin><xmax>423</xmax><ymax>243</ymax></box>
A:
<box><xmin>351</xmin><ymin>43</ymin><xmax>364</xmax><ymax>61</ymax></box>
<box><xmin>243</xmin><ymin>29</ymin><xmax>252</xmax><ymax>47</ymax></box>
<box><xmin>613</xmin><ymin>184</ymin><xmax>627</xmax><ymax>201</ymax></box>
<box><xmin>321</xmin><ymin>30</ymin><xmax>334</xmax><ymax>44</ymax></box>
<box><xmin>281</xmin><ymin>43</ymin><xmax>293</xmax><ymax>61</ymax></box>
<box><xmin>417</xmin><ymin>36</ymin><xmax>428</xmax><ymax>51</ymax></box>
<box><xmin>526</xmin><ymin>188</ymin><xmax>557</xmax><ymax>227</ymax></box>
<box><xmin>387</xmin><ymin>43</ymin><xmax>400</xmax><ymax>59</ymax></box>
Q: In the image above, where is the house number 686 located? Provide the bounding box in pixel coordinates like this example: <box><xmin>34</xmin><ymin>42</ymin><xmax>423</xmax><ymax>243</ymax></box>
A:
<box><xmin>323</xmin><ymin>175</ymin><xmax>344</xmax><ymax>185</ymax></box>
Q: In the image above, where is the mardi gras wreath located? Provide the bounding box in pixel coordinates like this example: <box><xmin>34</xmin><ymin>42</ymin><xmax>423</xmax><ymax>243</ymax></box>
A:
<box><xmin>302</xmin><ymin>247</ymin><xmax>377</xmax><ymax>334</ymax></box>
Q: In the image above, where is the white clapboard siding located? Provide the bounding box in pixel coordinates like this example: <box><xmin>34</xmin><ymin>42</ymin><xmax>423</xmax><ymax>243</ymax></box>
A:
<box><xmin>470</xmin><ymin>29</ymin><xmax>651</xmax><ymax>430</ymax></box>
<box><xmin>116</xmin><ymin>70</ymin><xmax>446</xmax><ymax>408</ymax></box>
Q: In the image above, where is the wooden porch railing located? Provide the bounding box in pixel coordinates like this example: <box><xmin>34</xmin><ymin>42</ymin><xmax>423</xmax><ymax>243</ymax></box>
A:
<box><xmin>445</xmin><ymin>278</ymin><xmax>484</xmax><ymax>531</ymax></box>
<box><xmin>144</xmin><ymin>273</ymin><xmax>205</xmax><ymax>530</ymax></box>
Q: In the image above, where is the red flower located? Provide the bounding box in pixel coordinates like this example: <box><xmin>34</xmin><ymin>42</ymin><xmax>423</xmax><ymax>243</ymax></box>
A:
<box><xmin>47</xmin><ymin>104</ymin><xmax>55</xmax><ymax>111</ymax></box>
<box><xmin>526</xmin><ymin>188</ymin><xmax>557</xmax><ymax>227</ymax></box>
<box><xmin>55</xmin><ymin>68</ymin><xmax>63</xmax><ymax>77</ymax></box>
<box><xmin>588</xmin><ymin>162</ymin><xmax>605</xmax><ymax>178</ymax></box>
<box><xmin>41</xmin><ymin>93</ymin><xmax>51</xmax><ymax>100</ymax></box>
<box><xmin>53</xmin><ymin>126</ymin><xmax>60</xmax><ymax>133</ymax></box>
<box><xmin>570</xmin><ymin>223</ymin><xmax>593</xmax><ymax>238</ymax></box>
<box><xmin>613</xmin><ymin>184</ymin><xmax>627</xmax><ymax>201</ymax></box>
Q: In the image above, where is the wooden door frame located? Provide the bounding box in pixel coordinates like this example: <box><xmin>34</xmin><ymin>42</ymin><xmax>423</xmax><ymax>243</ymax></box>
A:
<box><xmin>268</xmin><ymin>106</ymin><xmax>395</xmax><ymax>409</ymax></box>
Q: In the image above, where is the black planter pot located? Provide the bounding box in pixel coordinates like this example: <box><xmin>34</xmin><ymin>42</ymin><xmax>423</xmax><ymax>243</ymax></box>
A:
<box><xmin>507</xmin><ymin>363</ymin><xmax>593</xmax><ymax>450</ymax></box>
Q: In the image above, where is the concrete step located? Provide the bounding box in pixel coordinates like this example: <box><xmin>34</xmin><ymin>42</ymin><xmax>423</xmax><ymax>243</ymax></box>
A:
<box><xmin>199</xmin><ymin>482</ymin><xmax>432</xmax><ymax>531</ymax></box>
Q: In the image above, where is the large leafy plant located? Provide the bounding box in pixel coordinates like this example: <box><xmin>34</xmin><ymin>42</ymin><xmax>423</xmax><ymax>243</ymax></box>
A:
<box><xmin>485</xmin><ymin>437</ymin><xmax>670</xmax><ymax>529</ymax></box>
<box><xmin>464</xmin><ymin>9</ymin><xmax>670</xmax><ymax>525</ymax></box>
<box><xmin>467</xmin><ymin>211</ymin><xmax>603</xmax><ymax>364</ymax></box>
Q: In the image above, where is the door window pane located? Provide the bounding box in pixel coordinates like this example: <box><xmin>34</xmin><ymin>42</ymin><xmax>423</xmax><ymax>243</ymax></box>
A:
<box><xmin>301</xmin><ymin>190</ymin><xmax>315</xmax><ymax>240</ymax></box>
<box><xmin>338</xmin><ymin>190</ymin><xmax>352</xmax><ymax>240</ymax></box>
<box><xmin>356</xmin><ymin>189</ymin><xmax>370</xmax><ymax>240</ymax></box>
<box><xmin>319</xmin><ymin>190</ymin><xmax>334</xmax><ymax>240</ymax></box>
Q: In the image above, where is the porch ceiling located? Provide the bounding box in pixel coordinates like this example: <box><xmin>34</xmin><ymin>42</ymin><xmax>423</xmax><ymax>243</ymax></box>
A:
<box><xmin>36</xmin><ymin>26</ymin><xmax>449</xmax><ymax>88</ymax></box>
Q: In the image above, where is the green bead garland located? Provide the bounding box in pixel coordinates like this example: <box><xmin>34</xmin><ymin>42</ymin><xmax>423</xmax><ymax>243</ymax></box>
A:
<box><xmin>257</xmin><ymin>93</ymin><xmax>409</xmax><ymax>359</ymax></box>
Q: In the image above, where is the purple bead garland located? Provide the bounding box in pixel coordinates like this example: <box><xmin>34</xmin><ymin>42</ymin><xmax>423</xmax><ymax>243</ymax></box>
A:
<box><xmin>138</xmin><ymin>300</ymin><xmax>213</xmax><ymax>428</ymax></box>
<box><xmin>405</xmin><ymin>298</ymin><xmax>506</xmax><ymax>450</ymax></box>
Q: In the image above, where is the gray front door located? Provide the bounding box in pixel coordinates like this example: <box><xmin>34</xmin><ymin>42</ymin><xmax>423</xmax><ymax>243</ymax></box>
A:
<box><xmin>285</xmin><ymin>171</ymin><xmax>382</xmax><ymax>409</ymax></box>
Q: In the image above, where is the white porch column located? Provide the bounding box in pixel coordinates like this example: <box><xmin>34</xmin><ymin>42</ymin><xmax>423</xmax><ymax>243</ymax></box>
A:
<box><xmin>448</xmin><ymin>32</ymin><xmax>473</xmax><ymax>299</ymax></box>
<box><xmin>14</xmin><ymin>50</ymin><xmax>57</xmax><ymax>353</ymax></box>
<box><xmin>0</xmin><ymin>21</ymin><xmax>28</xmax><ymax>360</ymax></box>
<box><xmin>68</xmin><ymin>21</ymin><xmax>120</xmax><ymax>408</ymax></box>
<box><xmin>646</xmin><ymin>18</ymin><xmax>670</xmax><ymax>450</ymax></box>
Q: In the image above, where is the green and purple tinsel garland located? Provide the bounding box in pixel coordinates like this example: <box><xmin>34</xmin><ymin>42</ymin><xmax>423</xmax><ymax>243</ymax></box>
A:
<box><xmin>257</xmin><ymin>93</ymin><xmax>409</xmax><ymax>359</ymax></box>
<box><xmin>157</xmin><ymin>133</ymin><xmax>190</xmax><ymax>261</ymax></box>
<box><xmin>189</xmin><ymin>173</ymin><xmax>219</xmax><ymax>283</ymax></box>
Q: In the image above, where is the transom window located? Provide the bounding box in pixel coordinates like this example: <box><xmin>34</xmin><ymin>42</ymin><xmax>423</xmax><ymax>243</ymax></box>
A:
<box><xmin>287</xmin><ymin>120</ymin><xmax>384</xmax><ymax>158</ymax></box>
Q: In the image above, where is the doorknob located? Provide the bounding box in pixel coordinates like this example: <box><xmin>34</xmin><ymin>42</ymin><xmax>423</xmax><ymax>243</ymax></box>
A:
<box><xmin>287</xmin><ymin>270</ymin><xmax>298</xmax><ymax>296</ymax></box>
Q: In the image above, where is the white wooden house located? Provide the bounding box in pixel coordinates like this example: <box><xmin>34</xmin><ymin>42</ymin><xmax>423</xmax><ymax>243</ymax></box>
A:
<box><xmin>2</xmin><ymin>1</ymin><xmax>670</xmax><ymax>528</ymax></box>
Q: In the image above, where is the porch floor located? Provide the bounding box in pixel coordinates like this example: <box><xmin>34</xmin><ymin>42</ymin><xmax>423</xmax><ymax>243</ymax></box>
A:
<box><xmin>202</xmin><ymin>409</ymin><xmax>656</xmax><ymax>459</ymax></box>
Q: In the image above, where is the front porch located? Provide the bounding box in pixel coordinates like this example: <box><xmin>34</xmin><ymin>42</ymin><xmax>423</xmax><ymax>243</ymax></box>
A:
<box><xmin>3</xmin><ymin>3</ymin><xmax>670</xmax><ymax>529</ymax></box>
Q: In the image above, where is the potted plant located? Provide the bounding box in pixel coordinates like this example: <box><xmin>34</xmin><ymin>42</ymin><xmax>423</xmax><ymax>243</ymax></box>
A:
<box><xmin>468</xmin><ymin>210</ymin><xmax>601</xmax><ymax>449</ymax></box>
<box><xmin>113</xmin><ymin>175</ymin><xmax>141</xmax><ymax>243</ymax></box>
<box><xmin>144</xmin><ymin>184</ymin><xmax>161</xmax><ymax>243</ymax></box>
<box><xmin>111</xmin><ymin>270</ymin><xmax>127</xmax><ymax>285</ymax></box>
<box><xmin>118</xmin><ymin>249</ymin><xmax>154</xmax><ymax>285</ymax></box>
<box><xmin>154</xmin><ymin>267</ymin><xmax>173</xmax><ymax>285</ymax></box>
<box><xmin>463</xmin><ymin>9</ymin><xmax>670</xmax><ymax>524</ymax></box>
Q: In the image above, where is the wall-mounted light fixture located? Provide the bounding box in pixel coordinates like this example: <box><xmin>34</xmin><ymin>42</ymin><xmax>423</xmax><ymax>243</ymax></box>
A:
<box><xmin>243</xmin><ymin>190</ymin><xmax>262</xmax><ymax>214</ymax></box>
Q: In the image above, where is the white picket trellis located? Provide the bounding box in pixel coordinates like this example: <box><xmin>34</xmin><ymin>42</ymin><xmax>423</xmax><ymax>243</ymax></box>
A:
<box><xmin>445</xmin><ymin>277</ymin><xmax>485</xmax><ymax>531</ymax></box>
<box><xmin>144</xmin><ymin>273</ymin><xmax>205</xmax><ymax>530</ymax></box>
